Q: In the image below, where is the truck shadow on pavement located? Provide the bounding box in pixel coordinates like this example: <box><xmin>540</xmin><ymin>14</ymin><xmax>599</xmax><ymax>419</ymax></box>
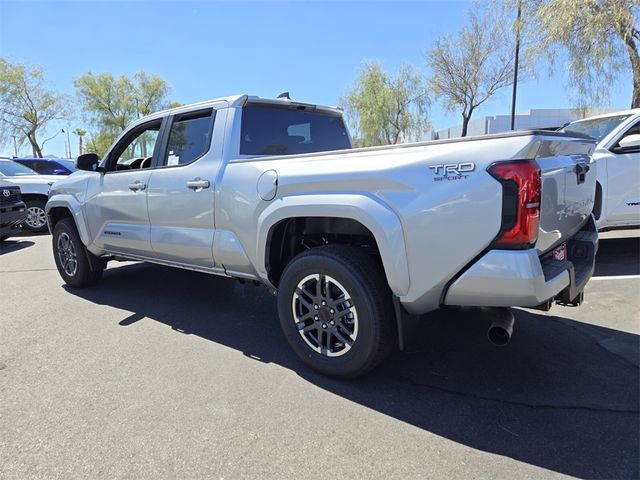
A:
<box><xmin>0</xmin><ymin>230</ymin><xmax>49</xmax><ymax>255</ymax></box>
<box><xmin>0</xmin><ymin>238</ymin><xmax>35</xmax><ymax>255</ymax></box>
<box><xmin>66</xmin><ymin>260</ymin><xmax>640</xmax><ymax>480</ymax></box>
<box><xmin>594</xmin><ymin>236</ymin><xmax>640</xmax><ymax>276</ymax></box>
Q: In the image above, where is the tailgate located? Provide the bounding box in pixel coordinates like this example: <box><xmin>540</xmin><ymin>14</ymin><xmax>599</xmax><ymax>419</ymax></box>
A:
<box><xmin>535</xmin><ymin>136</ymin><xmax>597</xmax><ymax>254</ymax></box>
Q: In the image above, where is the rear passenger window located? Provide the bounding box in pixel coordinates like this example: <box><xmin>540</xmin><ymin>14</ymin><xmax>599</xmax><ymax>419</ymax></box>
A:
<box><xmin>35</xmin><ymin>161</ymin><xmax>58</xmax><ymax>175</ymax></box>
<box><xmin>164</xmin><ymin>109</ymin><xmax>214</xmax><ymax>166</ymax></box>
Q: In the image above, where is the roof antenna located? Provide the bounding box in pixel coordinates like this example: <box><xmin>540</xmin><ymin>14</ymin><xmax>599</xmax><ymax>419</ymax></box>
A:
<box><xmin>277</xmin><ymin>91</ymin><xmax>291</xmax><ymax>100</ymax></box>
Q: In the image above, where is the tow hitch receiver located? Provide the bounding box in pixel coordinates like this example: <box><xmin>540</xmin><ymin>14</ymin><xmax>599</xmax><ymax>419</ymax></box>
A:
<box><xmin>557</xmin><ymin>289</ymin><xmax>584</xmax><ymax>307</ymax></box>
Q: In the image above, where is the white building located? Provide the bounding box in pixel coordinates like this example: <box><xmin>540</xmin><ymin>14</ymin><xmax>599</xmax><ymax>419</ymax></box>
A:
<box><xmin>436</xmin><ymin>108</ymin><xmax>621</xmax><ymax>139</ymax></box>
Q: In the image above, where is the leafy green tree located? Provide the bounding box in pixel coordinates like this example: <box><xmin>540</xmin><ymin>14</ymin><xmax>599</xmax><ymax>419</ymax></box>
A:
<box><xmin>134</xmin><ymin>72</ymin><xmax>170</xmax><ymax>117</ymax></box>
<box><xmin>85</xmin><ymin>129</ymin><xmax>115</xmax><ymax>158</ymax></box>
<box><xmin>74</xmin><ymin>72</ymin><xmax>135</xmax><ymax>132</ymax></box>
<box><xmin>529</xmin><ymin>0</ymin><xmax>640</xmax><ymax>108</ymax></box>
<box><xmin>426</xmin><ymin>9</ymin><xmax>515</xmax><ymax>137</ymax></box>
<box><xmin>341</xmin><ymin>62</ymin><xmax>430</xmax><ymax>147</ymax></box>
<box><xmin>0</xmin><ymin>59</ymin><xmax>69</xmax><ymax>157</ymax></box>
<box><xmin>74</xmin><ymin>71</ymin><xmax>172</xmax><ymax>156</ymax></box>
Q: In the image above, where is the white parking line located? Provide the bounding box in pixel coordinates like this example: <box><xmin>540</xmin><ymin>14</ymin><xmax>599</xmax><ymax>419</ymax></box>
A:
<box><xmin>591</xmin><ymin>275</ymin><xmax>640</xmax><ymax>281</ymax></box>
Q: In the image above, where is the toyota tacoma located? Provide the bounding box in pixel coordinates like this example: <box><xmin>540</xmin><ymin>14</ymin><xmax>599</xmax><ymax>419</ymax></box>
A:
<box><xmin>46</xmin><ymin>94</ymin><xmax>599</xmax><ymax>378</ymax></box>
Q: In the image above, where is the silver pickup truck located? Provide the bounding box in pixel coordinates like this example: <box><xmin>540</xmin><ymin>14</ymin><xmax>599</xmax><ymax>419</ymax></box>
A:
<box><xmin>46</xmin><ymin>94</ymin><xmax>598</xmax><ymax>378</ymax></box>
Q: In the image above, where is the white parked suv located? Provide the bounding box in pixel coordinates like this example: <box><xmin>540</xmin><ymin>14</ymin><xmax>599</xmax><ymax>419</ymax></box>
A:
<box><xmin>0</xmin><ymin>159</ymin><xmax>57</xmax><ymax>233</ymax></box>
<box><xmin>561</xmin><ymin>109</ymin><xmax>640</xmax><ymax>231</ymax></box>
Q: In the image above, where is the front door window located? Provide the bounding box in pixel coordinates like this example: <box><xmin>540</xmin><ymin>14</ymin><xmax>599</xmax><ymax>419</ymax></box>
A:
<box><xmin>109</xmin><ymin>121</ymin><xmax>162</xmax><ymax>171</ymax></box>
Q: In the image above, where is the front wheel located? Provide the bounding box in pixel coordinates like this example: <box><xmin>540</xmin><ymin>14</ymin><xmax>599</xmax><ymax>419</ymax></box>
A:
<box><xmin>277</xmin><ymin>245</ymin><xmax>395</xmax><ymax>379</ymax></box>
<box><xmin>52</xmin><ymin>218</ymin><xmax>104</xmax><ymax>287</ymax></box>
<box><xmin>23</xmin><ymin>200</ymin><xmax>48</xmax><ymax>233</ymax></box>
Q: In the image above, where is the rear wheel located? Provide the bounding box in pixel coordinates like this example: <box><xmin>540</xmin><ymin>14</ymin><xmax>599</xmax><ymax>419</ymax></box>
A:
<box><xmin>24</xmin><ymin>200</ymin><xmax>48</xmax><ymax>233</ymax></box>
<box><xmin>52</xmin><ymin>218</ymin><xmax>104</xmax><ymax>287</ymax></box>
<box><xmin>277</xmin><ymin>245</ymin><xmax>395</xmax><ymax>378</ymax></box>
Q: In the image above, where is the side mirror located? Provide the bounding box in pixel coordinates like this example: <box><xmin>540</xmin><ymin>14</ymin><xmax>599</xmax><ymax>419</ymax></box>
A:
<box><xmin>76</xmin><ymin>153</ymin><xmax>102</xmax><ymax>172</ymax></box>
<box><xmin>612</xmin><ymin>133</ymin><xmax>640</xmax><ymax>153</ymax></box>
<box><xmin>53</xmin><ymin>169</ymin><xmax>67</xmax><ymax>175</ymax></box>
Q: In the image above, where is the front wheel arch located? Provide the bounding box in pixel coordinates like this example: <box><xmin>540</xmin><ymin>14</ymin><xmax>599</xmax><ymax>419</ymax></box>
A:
<box><xmin>47</xmin><ymin>206</ymin><xmax>74</xmax><ymax>232</ymax></box>
<box><xmin>46</xmin><ymin>197</ymin><xmax>92</xmax><ymax>246</ymax></box>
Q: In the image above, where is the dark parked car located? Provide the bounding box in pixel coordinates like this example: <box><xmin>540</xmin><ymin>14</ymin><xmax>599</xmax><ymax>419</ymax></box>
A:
<box><xmin>0</xmin><ymin>180</ymin><xmax>26</xmax><ymax>241</ymax></box>
<box><xmin>12</xmin><ymin>157</ymin><xmax>77</xmax><ymax>175</ymax></box>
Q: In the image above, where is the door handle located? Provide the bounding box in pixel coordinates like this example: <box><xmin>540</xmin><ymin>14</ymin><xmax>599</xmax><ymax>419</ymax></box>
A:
<box><xmin>128</xmin><ymin>181</ymin><xmax>147</xmax><ymax>191</ymax></box>
<box><xmin>186</xmin><ymin>178</ymin><xmax>210</xmax><ymax>190</ymax></box>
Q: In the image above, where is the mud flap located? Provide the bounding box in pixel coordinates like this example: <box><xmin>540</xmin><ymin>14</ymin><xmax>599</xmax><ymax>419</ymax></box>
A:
<box><xmin>393</xmin><ymin>296</ymin><xmax>421</xmax><ymax>351</ymax></box>
<box><xmin>555</xmin><ymin>216</ymin><xmax>598</xmax><ymax>307</ymax></box>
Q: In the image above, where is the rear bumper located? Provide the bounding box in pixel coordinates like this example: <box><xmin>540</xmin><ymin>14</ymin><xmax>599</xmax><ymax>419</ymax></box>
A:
<box><xmin>444</xmin><ymin>216</ymin><xmax>598</xmax><ymax>308</ymax></box>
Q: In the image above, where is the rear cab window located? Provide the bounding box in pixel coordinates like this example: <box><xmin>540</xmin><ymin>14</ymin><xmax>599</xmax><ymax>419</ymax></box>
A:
<box><xmin>240</xmin><ymin>104</ymin><xmax>351</xmax><ymax>156</ymax></box>
<box><xmin>162</xmin><ymin>109</ymin><xmax>215</xmax><ymax>167</ymax></box>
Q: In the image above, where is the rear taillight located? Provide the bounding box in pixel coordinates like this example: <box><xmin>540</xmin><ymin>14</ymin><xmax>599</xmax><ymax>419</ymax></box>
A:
<box><xmin>488</xmin><ymin>160</ymin><xmax>541</xmax><ymax>249</ymax></box>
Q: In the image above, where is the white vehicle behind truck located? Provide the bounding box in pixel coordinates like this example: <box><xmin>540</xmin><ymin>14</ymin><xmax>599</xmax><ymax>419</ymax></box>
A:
<box><xmin>46</xmin><ymin>94</ymin><xmax>599</xmax><ymax>378</ymax></box>
<box><xmin>561</xmin><ymin>109</ymin><xmax>640</xmax><ymax>231</ymax></box>
<box><xmin>0</xmin><ymin>159</ymin><xmax>56</xmax><ymax>233</ymax></box>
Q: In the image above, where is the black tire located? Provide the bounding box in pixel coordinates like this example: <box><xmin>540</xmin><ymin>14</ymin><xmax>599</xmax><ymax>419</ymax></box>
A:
<box><xmin>52</xmin><ymin>218</ymin><xmax>104</xmax><ymax>287</ymax></box>
<box><xmin>277</xmin><ymin>245</ymin><xmax>396</xmax><ymax>379</ymax></box>
<box><xmin>23</xmin><ymin>200</ymin><xmax>48</xmax><ymax>233</ymax></box>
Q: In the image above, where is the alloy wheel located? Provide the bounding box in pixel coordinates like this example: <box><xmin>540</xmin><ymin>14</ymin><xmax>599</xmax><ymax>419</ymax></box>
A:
<box><xmin>57</xmin><ymin>232</ymin><xmax>78</xmax><ymax>276</ymax></box>
<box><xmin>291</xmin><ymin>273</ymin><xmax>359</xmax><ymax>357</ymax></box>
<box><xmin>25</xmin><ymin>206</ymin><xmax>47</xmax><ymax>229</ymax></box>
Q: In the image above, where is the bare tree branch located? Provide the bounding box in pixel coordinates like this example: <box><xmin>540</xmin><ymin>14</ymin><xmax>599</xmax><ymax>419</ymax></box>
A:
<box><xmin>426</xmin><ymin>7</ymin><xmax>515</xmax><ymax>136</ymax></box>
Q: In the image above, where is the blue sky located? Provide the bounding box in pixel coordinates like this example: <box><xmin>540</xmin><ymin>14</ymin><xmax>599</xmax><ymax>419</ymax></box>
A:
<box><xmin>0</xmin><ymin>0</ymin><xmax>633</xmax><ymax>157</ymax></box>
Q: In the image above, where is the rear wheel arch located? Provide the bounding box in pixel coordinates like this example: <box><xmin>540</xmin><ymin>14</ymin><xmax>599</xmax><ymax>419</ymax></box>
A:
<box><xmin>265</xmin><ymin>216</ymin><xmax>384</xmax><ymax>287</ymax></box>
<box><xmin>257</xmin><ymin>196</ymin><xmax>411</xmax><ymax>296</ymax></box>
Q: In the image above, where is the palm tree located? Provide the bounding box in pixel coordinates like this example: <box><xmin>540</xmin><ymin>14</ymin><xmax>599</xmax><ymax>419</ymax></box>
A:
<box><xmin>73</xmin><ymin>128</ymin><xmax>87</xmax><ymax>156</ymax></box>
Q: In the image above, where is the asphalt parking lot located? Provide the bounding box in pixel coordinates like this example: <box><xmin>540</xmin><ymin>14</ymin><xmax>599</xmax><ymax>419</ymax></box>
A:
<box><xmin>1</xmin><ymin>231</ymin><xmax>638</xmax><ymax>479</ymax></box>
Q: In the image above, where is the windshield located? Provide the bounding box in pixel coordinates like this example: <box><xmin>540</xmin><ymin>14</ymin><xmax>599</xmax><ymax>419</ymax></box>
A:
<box><xmin>561</xmin><ymin>114</ymin><xmax>633</xmax><ymax>142</ymax></box>
<box><xmin>0</xmin><ymin>160</ymin><xmax>39</xmax><ymax>176</ymax></box>
<box><xmin>240</xmin><ymin>104</ymin><xmax>352</xmax><ymax>156</ymax></box>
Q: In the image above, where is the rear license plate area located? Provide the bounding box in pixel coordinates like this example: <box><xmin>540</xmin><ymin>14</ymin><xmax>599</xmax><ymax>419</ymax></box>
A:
<box><xmin>552</xmin><ymin>243</ymin><xmax>567</xmax><ymax>261</ymax></box>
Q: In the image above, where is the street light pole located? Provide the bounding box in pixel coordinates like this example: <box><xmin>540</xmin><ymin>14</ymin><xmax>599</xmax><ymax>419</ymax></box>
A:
<box><xmin>62</xmin><ymin>128</ymin><xmax>72</xmax><ymax>158</ymax></box>
<box><xmin>12</xmin><ymin>135</ymin><xmax>18</xmax><ymax>157</ymax></box>
<box><xmin>66</xmin><ymin>128</ymin><xmax>71</xmax><ymax>158</ymax></box>
<box><xmin>510</xmin><ymin>0</ymin><xmax>522</xmax><ymax>131</ymax></box>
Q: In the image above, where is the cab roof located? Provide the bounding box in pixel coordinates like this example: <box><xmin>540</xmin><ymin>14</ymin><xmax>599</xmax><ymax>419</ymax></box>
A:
<box><xmin>569</xmin><ymin>108</ymin><xmax>640</xmax><ymax>123</ymax></box>
<box><xmin>151</xmin><ymin>94</ymin><xmax>342</xmax><ymax>119</ymax></box>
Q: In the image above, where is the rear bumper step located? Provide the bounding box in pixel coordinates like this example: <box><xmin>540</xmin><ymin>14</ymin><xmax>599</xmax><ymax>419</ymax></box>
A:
<box><xmin>443</xmin><ymin>215</ymin><xmax>598</xmax><ymax>308</ymax></box>
<box><xmin>549</xmin><ymin>227</ymin><xmax>598</xmax><ymax>306</ymax></box>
